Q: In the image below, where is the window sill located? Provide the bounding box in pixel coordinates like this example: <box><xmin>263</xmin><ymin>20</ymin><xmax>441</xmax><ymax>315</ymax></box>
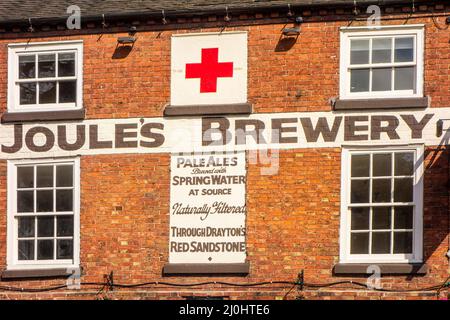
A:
<box><xmin>1</xmin><ymin>267</ymin><xmax>80</xmax><ymax>280</ymax></box>
<box><xmin>333</xmin><ymin>263</ymin><xmax>428</xmax><ymax>275</ymax></box>
<box><xmin>164</xmin><ymin>103</ymin><xmax>252</xmax><ymax>117</ymax></box>
<box><xmin>333</xmin><ymin>97</ymin><xmax>429</xmax><ymax>111</ymax></box>
<box><xmin>1</xmin><ymin>109</ymin><xmax>85</xmax><ymax>123</ymax></box>
<box><xmin>163</xmin><ymin>263</ymin><xmax>250</xmax><ymax>276</ymax></box>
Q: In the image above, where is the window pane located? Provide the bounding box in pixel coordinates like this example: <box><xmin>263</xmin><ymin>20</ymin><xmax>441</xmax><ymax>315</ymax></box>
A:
<box><xmin>350</xmin><ymin>39</ymin><xmax>370</xmax><ymax>64</ymax></box>
<box><xmin>37</xmin><ymin>216</ymin><xmax>54</xmax><ymax>237</ymax></box>
<box><xmin>351</xmin><ymin>154</ymin><xmax>370</xmax><ymax>177</ymax></box>
<box><xmin>38</xmin><ymin>54</ymin><xmax>56</xmax><ymax>78</ymax></box>
<box><xmin>57</xmin><ymin>239</ymin><xmax>73</xmax><ymax>260</ymax></box>
<box><xmin>351</xmin><ymin>180</ymin><xmax>370</xmax><ymax>203</ymax></box>
<box><xmin>351</xmin><ymin>207</ymin><xmax>370</xmax><ymax>230</ymax></box>
<box><xmin>39</xmin><ymin>81</ymin><xmax>57</xmax><ymax>104</ymax></box>
<box><xmin>59</xmin><ymin>81</ymin><xmax>77</xmax><ymax>103</ymax></box>
<box><xmin>36</xmin><ymin>190</ymin><xmax>53</xmax><ymax>212</ymax></box>
<box><xmin>37</xmin><ymin>166</ymin><xmax>53</xmax><ymax>188</ymax></box>
<box><xmin>58</xmin><ymin>53</ymin><xmax>75</xmax><ymax>77</ymax></box>
<box><xmin>350</xmin><ymin>232</ymin><xmax>369</xmax><ymax>254</ymax></box>
<box><xmin>394</xmin><ymin>178</ymin><xmax>413</xmax><ymax>202</ymax></box>
<box><xmin>57</xmin><ymin>215</ymin><xmax>74</xmax><ymax>237</ymax></box>
<box><xmin>18</xmin><ymin>217</ymin><xmax>35</xmax><ymax>238</ymax></box>
<box><xmin>17</xmin><ymin>191</ymin><xmax>34</xmax><ymax>213</ymax></box>
<box><xmin>372</xmin><ymin>232</ymin><xmax>391</xmax><ymax>254</ymax></box>
<box><xmin>394</xmin><ymin>231</ymin><xmax>413</xmax><ymax>253</ymax></box>
<box><xmin>395</xmin><ymin>37</ymin><xmax>414</xmax><ymax>62</ymax></box>
<box><xmin>372</xmin><ymin>68</ymin><xmax>392</xmax><ymax>91</ymax></box>
<box><xmin>20</xmin><ymin>83</ymin><xmax>37</xmax><ymax>105</ymax></box>
<box><xmin>37</xmin><ymin>239</ymin><xmax>54</xmax><ymax>260</ymax></box>
<box><xmin>350</xmin><ymin>69</ymin><xmax>370</xmax><ymax>92</ymax></box>
<box><xmin>17</xmin><ymin>167</ymin><xmax>34</xmax><ymax>188</ymax></box>
<box><xmin>372</xmin><ymin>38</ymin><xmax>392</xmax><ymax>63</ymax></box>
<box><xmin>56</xmin><ymin>190</ymin><xmax>73</xmax><ymax>212</ymax></box>
<box><xmin>395</xmin><ymin>152</ymin><xmax>414</xmax><ymax>176</ymax></box>
<box><xmin>394</xmin><ymin>206</ymin><xmax>413</xmax><ymax>229</ymax></box>
<box><xmin>18</xmin><ymin>240</ymin><xmax>34</xmax><ymax>260</ymax></box>
<box><xmin>56</xmin><ymin>165</ymin><xmax>73</xmax><ymax>187</ymax></box>
<box><xmin>372</xmin><ymin>207</ymin><xmax>391</xmax><ymax>229</ymax></box>
<box><xmin>19</xmin><ymin>55</ymin><xmax>36</xmax><ymax>79</ymax></box>
<box><xmin>372</xmin><ymin>179</ymin><xmax>391</xmax><ymax>203</ymax></box>
<box><xmin>394</xmin><ymin>67</ymin><xmax>415</xmax><ymax>90</ymax></box>
<box><xmin>373</xmin><ymin>153</ymin><xmax>392</xmax><ymax>177</ymax></box>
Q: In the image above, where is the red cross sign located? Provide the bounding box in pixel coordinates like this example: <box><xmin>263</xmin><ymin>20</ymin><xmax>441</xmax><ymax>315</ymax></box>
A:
<box><xmin>171</xmin><ymin>32</ymin><xmax>247</xmax><ymax>106</ymax></box>
<box><xmin>185</xmin><ymin>48</ymin><xmax>234</xmax><ymax>93</ymax></box>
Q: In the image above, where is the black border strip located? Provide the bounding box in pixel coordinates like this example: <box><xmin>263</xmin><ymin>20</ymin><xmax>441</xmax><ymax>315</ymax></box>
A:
<box><xmin>1</xmin><ymin>109</ymin><xmax>85</xmax><ymax>123</ymax></box>
<box><xmin>164</xmin><ymin>103</ymin><xmax>252</xmax><ymax>117</ymax></box>
<box><xmin>333</xmin><ymin>263</ymin><xmax>428</xmax><ymax>275</ymax></box>
<box><xmin>163</xmin><ymin>263</ymin><xmax>250</xmax><ymax>276</ymax></box>
<box><xmin>333</xmin><ymin>97</ymin><xmax>429</xmax><ymax>110</ymax></box>
<box><xmin>1</xmin><ymin>267</ymin><xmax>79</xmax><ymax>280</ymax></box>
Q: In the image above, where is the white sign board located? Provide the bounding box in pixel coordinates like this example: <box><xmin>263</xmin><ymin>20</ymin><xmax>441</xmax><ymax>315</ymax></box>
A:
<box><xmin>171</xmin><ymin>32</ymin><xmax>248</xmax><ymax>106</ymax></box>
<box><xmin>1</xmin><ymin>108</ymin><xmax>450</xmax><ymax>159</ymax></box>
<box><xmin>169</xmin><ymin>152</ymin><xmax>247</xmax><ymax>264</ymax></box>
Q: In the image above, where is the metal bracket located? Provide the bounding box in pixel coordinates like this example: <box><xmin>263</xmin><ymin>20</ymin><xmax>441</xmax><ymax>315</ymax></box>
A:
<box><xmin>297</xmin><ymin>270</ymin><xmax>304</xmax><ymax>291</ymax></box>
<box><xmin>162</xmin><ymin>10</ymin><xmax>167</xmax><ymax>25</ymax></box>
<box><xmin>353</xmin><ymin>0</ymin><xmax>359</xmax><ymax>15</ymax></box>
<box><xmin>224</xmin><ymin>6</ymin><xmax>231</xmax><ymax>22</ymax></box>
<box><xmin>28</xmin><ymin>18</ymin><xmax>34</xmax><ymax>33</ymax></box>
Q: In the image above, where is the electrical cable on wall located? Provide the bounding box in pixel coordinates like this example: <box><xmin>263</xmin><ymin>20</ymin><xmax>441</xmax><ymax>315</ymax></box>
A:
<box><xmin>4</xmin><ymin>5</ymin><xmax>449</xmax><ymax>35</ymax></box>
<box><xmin>0</xmin><ymin>272</ymin><xmax>448</xmax><ymax>299</ymax></box>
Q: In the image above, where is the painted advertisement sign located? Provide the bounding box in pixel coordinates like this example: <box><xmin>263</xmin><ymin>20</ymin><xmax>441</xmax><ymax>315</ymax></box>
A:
<box><xmin>0</xmin><ymin>108</ymin><xmax>449</xmax><ymax>159</ymax></box>
<box><xmin>169</xmin><ymin>152</ymin><xmax>246</xmax><ymax>264</ymax></box>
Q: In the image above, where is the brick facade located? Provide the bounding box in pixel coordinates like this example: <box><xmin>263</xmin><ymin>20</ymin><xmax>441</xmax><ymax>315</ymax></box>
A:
<box><xmin>0</xmin><ymin>3</ymin><xmax>449</xmax><ymax>300</ymax></box>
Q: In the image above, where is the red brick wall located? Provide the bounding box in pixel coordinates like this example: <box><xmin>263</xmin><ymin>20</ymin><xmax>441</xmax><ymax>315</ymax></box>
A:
<box><xmin>0</xmin><ymin>14</ymin><xmax>449</xmax><ymax>116</ymax></box>
<box><xmin>0</xmin><ymin>9</ymin><xmax>448</xmax><ymax>300</ymax></box>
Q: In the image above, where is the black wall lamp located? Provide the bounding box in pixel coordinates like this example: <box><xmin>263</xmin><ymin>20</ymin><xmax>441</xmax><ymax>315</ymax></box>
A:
<box><xmin>113</xmin><ymin>26</ymin><xmax>137</xmax><ymax>59</ymax></box>
<box><xmin>282</xmin><ymin>16</ymin><xmax>304</xmax><ymax>37</ymax></box>
<box><xmin>446</xmin><ymin>16</ymin><xmax>450</xmax><ymax>24</ymax></box>
<box><xmin>117</xmin><ymin>26</ymin><xmax>137</xmax><ymax>45</ymax></box>
<box><xmin>117</xmin><ymin>36</ymin><xmax>136</xmax><ymax>44</ymax></box>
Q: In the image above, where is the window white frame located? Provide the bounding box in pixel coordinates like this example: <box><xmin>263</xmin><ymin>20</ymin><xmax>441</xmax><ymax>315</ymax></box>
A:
<box><xmin>7</xmin><ymin>157</ymin><xmax>80</xmax><ymax>270</ymax></box>
<box><xmin>340</xmin><ymin>25</ymin><xmax>424</xmax><ymax>100</ymax></box>
<box><xmin>8</xmin><ymin>40</ymin><xmax>83</xmax><ymax>113</ymax></box>
<box><xmin>339</xmin><ymin>145</ymin><xmax>424</xmax><ymax>264</ymax></box>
